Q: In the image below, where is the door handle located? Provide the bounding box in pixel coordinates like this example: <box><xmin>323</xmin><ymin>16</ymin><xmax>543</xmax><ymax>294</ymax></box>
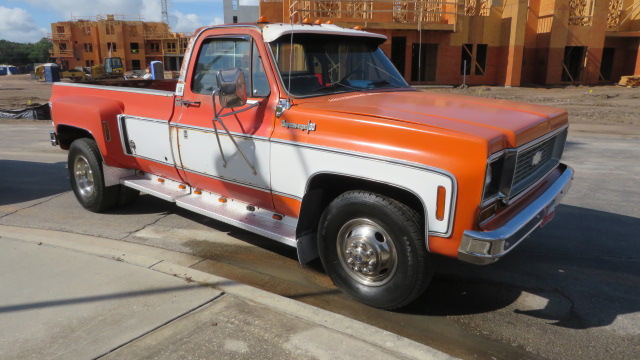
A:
<box><xmin>175</xmin><ymin>99</ymin><xmax>201</xmax><ymax>108</ymax></box>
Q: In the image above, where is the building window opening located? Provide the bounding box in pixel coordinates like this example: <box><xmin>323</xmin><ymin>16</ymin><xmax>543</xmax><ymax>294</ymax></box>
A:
<box><xmin>166</xmin><ymin>42</ymin><xmax>177</xmax><ymax>53</ymax></box>
<box><xmin>132</xmin><ymin>60</ymin><xmax>141</xmax><ymax>70</ymax></box>
<box><xmin>599</xmin><ymin>48</ymin><xmax>615</xmax><ymax>81</ymax></box>
<box><xmin>233</xmin><ymin>16</ymin><xmax>238</xmax><ymax>23</ymax></box>
<box><xmin>461</xmin><ymin>44</ymin><xmax>472</xmax><ymax>76</ymax></box>
<box><xmin>411</xmin><ymin>43</ymin><xmax>438</xmax><ymax>82</ymax></box>
<box><xmin>107</xmin><ymin>42</ymin><xmax>117</xmax><ymax>52</ymax></box>
<box><xmin>84</xmin><ymin>43</ymin><xmax>93</xmax><ymax>52</ymax></box>
<box><xmin>59</xmin><ymin>43</ymin><xmax>67</xmax><ymax>51</ymax></box>
<box><xmin>56</xmin><ymin>26</ymin><xmax>65</xmax><ymax>33</ymax></box>
<box><xmin>232</xmin><ymin>0</ymin><xmax>238</xmax><ymax>10</ymax></box>
<box><xmin>106</xmin><ymin>24</ymin><xmax>115</xmax><ymax>35</ymax></box>
<box><xmin>460</xmin><ymin>43</ymin><xmax>488</xmax><ymax>76</ymax></box>
<box><xmin>85</xmin><ymin>60</ymin><xmax>95</xmax><ymax>67</ymax></box>
<box><xmin>562</xmin><ymin>46</ymin><xmax>586</xmax><ymax>82</ymax></box>
<box><xmin>131</xmin><ymin>42</ymin><xmax>139</xmax><ymax>54</ymax></box>
<box><xmin>391</xmin><ymin>37</ymin><xmax>407</xmax><ymax>78</ymax></box>
<box><xmin>147</xmin><ymin>41</ymin><xmax>160</xmax><ymax>53</ymax></box>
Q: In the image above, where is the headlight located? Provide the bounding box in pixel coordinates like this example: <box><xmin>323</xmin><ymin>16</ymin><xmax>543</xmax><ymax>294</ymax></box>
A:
<box><xmin>482</xmin><ymin>153</ymin><xmax>505</xmax><ymax>205</ymax></box>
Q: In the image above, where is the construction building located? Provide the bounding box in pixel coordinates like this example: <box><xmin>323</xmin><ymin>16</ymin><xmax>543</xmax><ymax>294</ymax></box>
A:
<box><xmin>48</xmin><ymin>15</ymin><xmax>189</xmax><ymax>72</ymax></box>
<box><xmin>259</xmin><ymin>0</ymin><xmax>640</xmax><ymax>86</ymax></box>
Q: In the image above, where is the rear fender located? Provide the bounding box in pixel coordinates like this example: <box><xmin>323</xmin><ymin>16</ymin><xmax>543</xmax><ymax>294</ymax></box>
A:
<box><xmin>52</xmin><ymin>96</ymin><xmax>132</xmax><ymax>168</ymax></box>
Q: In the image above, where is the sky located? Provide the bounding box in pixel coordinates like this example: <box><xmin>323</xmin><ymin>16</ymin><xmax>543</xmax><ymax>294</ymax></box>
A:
<box><xmin>0</xmin><ymin>0</ymin><xmax>228</xmax><ymax>43</ymax></box>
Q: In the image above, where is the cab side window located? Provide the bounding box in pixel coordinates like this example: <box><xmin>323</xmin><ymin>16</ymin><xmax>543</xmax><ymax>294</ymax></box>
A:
<box><xmin>192</xmin><ymin>37</ymin><xmax>270</xmax><ymax>98</ymax></box>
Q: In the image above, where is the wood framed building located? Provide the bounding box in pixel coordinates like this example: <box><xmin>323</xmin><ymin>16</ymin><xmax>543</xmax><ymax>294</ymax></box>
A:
<box><xmin>48</xmin><ymin>15</ymin><xmax>190</xmax><ymax>72</ymax></box>
<box><xmin>259</xmin><ymin>0</ymin><xmax>640</xmax><ymax>86</ymax></box>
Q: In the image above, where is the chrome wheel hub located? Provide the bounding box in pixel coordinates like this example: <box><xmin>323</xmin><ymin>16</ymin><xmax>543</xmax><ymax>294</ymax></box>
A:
<box><xmin>74</xmin><ymin>155</ymin><xmax>95</xmax><ymax>198</ymax></box>
<box><xmin>337</xmin><ymin>219</ymin><xmax>397</xmax><ymax>286</ymax></box>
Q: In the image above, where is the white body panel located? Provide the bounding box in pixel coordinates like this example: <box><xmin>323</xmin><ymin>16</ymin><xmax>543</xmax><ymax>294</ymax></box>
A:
<box><xmin>121</xmin><ymin>116</ymin><xmax>173</xmax><ymax>165</ymax></box>
<box><xmin>174</xmin><ymin>127</ymin><xmax>271</xmax><ymax>190</ymax></box>
<box><xmin>270</xmin><ymin>141</ymin><xmax>454</xmax><ymax>236</ymax></box>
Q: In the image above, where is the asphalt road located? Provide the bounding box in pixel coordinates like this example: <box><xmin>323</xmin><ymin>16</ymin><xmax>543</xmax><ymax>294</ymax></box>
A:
<box><xmin>1</xmin><ymin>121</ymin><xmax>638</xmax><ymax>359</ymax></box>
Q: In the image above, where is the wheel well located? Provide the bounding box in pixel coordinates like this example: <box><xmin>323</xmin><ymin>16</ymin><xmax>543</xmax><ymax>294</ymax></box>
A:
<box><xmin>56</xmin><ymin>125</ymin><xmax>94</xmax><ymax>150</ymax></box>
<box><xmin>296</xmin><ymin>173</ymin><xmax>426</xmax><ymax>263</ymax></box>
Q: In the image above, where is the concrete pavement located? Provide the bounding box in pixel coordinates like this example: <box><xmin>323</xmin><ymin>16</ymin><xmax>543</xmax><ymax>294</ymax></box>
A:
<box><xmin>0</xmin><ymin>225</ymin><xmax>454</xmax><ymax>360</ymax></box>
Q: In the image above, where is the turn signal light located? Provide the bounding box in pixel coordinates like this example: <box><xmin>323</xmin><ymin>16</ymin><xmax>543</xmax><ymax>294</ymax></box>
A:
<box><xmin>178</xmin><ymin>184</ymin><xmax>186</xmax><ymax>190</ymax></box>
<box><xmin>218</xmin><ymin>197</ymin><xmax>227</xmax><ymax>203</ymax></box>
<box><xmin>157</xmin><ymin>178</ymin><xmax>165</xmax><ymax>183</ymax></box>
<box><xmin>194</xmin><ymin>190</ymin><xmax>202</xmax><ymax>195</ymax></box>
<box><xmin>436</xmin><ymin>186</ymin><xmax>446</xmax><ymax>221</ymax></box>
<box><xmin>302</xmin><ymin>18</ymin><xmax>311</xmax><ymax>24</ymax></box>
<box><xmin>314</xmin><ymin>19</ymin><xmax>322</xmax><ymax>25</ymax></box>
<box><xmin>102</xmin><ymin>121</ymin><xmax>111</xmax><ymax>142</ymax></box>
<box><xmin>325</xmin><ymin>20</ymin><xmax>333</xmax><ymax>24</ymax></box>
<box><xmin>272</xmin><ymin>214</ymin><xmax>283</xmax><ymax>221</ymax></box>
<box><xmin>257</xmin><ymin>16</ymin><xmax>268</xmax><ymax>23</ymax></box>
<box><xmin>353</xmin><ymin>26</ymin><xmax>362</xmax><ymax>30</ymax></box>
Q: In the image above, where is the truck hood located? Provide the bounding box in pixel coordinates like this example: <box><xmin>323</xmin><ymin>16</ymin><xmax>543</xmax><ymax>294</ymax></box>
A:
<box><xmin>296</xmin><ymin>90</ymin><xmax>568</xmax><ymax>148</ymax></box>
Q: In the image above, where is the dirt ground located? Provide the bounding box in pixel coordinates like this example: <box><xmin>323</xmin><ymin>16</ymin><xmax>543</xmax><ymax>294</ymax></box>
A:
<box><xmin>1</xmin><ymin>74</ymin><xmax>638</xmax><ymax>137</ymax></box>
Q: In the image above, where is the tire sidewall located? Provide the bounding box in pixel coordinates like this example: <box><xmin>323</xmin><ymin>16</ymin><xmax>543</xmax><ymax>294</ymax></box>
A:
<box><xmin>318</xmin><ymin>194</ymin><xmax>424</xmax><ymax>309</ymax></box>
<box><xmin>68</xmin><ymin>139</ymin><xmax>108</xmax><ymax>212</ymax></box>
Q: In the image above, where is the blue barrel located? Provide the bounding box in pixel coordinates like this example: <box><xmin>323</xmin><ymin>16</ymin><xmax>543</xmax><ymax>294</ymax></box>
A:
<box><xmin>44</xmin><ymin>63</ymin><xmax>61</xmax><ymax>83</ymax></box>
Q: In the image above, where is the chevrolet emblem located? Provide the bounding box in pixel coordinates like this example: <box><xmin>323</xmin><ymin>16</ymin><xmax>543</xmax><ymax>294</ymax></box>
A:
<box><xmin>531</xmin><ymin>151</ymin><xmax>543</xmax><ymax>166</ymax></box>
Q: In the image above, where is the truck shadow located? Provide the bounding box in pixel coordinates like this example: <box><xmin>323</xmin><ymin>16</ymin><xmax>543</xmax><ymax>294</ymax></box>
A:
<box><xmin>0</xmin><ymin>160</ymin><xmax>68</xmax><ymax>206</ymax></box>
<box><xmin>405</xmin><ymin>204</ymin><xmax>640</xmax><ymax>330</ymax></box>
<box><xmin>109</xmin><ymin>195</ymin><xmax>639</xmax><ymax>333</ymax></box>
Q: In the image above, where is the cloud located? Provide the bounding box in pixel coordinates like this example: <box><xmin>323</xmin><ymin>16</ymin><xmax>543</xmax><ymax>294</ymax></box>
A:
<box><xmin>211</xmin><ymin>17</ymin><xmax>223</xmax><ymax>26</ymax></box>
<box><xmin>12</xmin><ymin>1</ymin><xmax>222</xmax><ymax>38</ymax></box>
<box><xmin>171</xmin><ymin>10</ymin><xmax>203</xmax><ymax>33</ymax></box>
<box><xmin>0</xmin><ymin>6</ymin><xmax>47</xmax><ymax>43</ymax></box>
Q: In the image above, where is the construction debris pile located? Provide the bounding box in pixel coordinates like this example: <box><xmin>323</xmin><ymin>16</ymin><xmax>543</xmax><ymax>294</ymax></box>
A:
<box><xmin>618</xmin><ymin>75</ymin><xmax>640</xmax><ymax>87</ymax></box>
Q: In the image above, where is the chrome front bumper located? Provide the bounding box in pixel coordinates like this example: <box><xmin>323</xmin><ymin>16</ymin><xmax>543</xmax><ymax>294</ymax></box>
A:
<box><xmin>458</xmin><ymin>164</ymin><xmax>574</xmax><ymax>265</ymax></box>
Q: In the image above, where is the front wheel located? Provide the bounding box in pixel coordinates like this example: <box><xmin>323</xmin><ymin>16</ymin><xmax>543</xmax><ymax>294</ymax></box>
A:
<box><xmin>68</xmin><ymin>138</ymin><xmax>119</xmax><ymax>212</ymax></box>
<box><xmin>318</xmin><ymin>191</ymin><xmax>434</xmax><ymax>309</ymax></box>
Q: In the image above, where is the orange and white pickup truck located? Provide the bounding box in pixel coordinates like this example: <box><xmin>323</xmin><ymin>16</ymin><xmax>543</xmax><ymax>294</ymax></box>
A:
<box><xmin>50</xmin><ymin>22</ymin><xmax>573</xmax><ymax>309</ymax></box>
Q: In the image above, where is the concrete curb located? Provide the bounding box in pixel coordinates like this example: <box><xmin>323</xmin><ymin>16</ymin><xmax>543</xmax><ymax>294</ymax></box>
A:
<box><xmin>0</xmin><ymin>225</ymin><xmax>455</xmax><ymax>360</ymax></box>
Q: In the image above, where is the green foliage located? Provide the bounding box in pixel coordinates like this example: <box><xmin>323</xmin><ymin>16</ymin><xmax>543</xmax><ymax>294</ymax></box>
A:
<box><xmin>0</xmin><ymin>38</ymin><xmax>52</xmax><ymax>66</ymax></box>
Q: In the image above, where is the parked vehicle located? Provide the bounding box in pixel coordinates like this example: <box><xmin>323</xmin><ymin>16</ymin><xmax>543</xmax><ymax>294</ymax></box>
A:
<box><xmin>49</xmin><ymin>22</ymin><xmax>573</xmax><ymax>309</ymax></box>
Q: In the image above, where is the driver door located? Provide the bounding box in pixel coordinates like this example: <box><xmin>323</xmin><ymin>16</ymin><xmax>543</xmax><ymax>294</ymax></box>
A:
<box><xmin>172</xmin><ymin>31</ymin><xmax>275</xmax><ymax>210</ymax></box>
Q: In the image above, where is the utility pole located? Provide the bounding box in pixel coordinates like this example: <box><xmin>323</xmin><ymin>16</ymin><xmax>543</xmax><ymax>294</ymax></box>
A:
<box><xmin>161</xmin><ymin>0</ymin><xmax>169</xmax><ymax>25</ymax></box>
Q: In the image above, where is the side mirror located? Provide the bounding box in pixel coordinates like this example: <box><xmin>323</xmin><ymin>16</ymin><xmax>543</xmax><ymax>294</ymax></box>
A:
<box><xmin>215</xmin><ymin>68</ymin><xmax>247</xmax><ymax>108</ymax></box>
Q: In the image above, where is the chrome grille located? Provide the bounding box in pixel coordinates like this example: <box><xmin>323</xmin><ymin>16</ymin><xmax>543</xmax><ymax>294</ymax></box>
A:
<box><xmin>513</xmin><ymin>136</ymin><xmax>556</xmax><ymax>184</ymax></box>
<box><xmin>510</xmin><ymin>128</ymin><xmax>567</xmax><ymax>198</ymax></box>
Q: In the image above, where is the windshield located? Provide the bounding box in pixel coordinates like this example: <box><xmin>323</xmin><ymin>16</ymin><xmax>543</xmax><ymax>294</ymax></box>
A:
<box><xmin>269</xmin><ymin>35</ymin><xmax>409</xmax><ymax>97</ymax></box>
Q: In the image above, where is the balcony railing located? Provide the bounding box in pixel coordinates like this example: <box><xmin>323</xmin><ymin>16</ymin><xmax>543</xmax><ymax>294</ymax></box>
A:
<box><xmin>287</xmin><ymin>0</ymin><xmax>461</xmax><ymax>30</ymax></box>
<box><xmin>607</xmin><ymin>0</ymin><xmax>640</xmax><ymax>31</ymax></box>
<box><xmin>48</xmin><ymin>33</ymin><xmax>71</xmax><ymax>40</ymax></box>
<box><xmin>49</xmin><ymin>49</ymin><xmax>74</xmax><ymax>57</ymax></box>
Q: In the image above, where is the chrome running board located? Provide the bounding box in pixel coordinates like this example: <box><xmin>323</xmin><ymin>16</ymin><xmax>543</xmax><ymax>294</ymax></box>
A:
<box><xmin>120</xmin><ymin>174</ymin><xmax>297</xmax><ymax>247</ymax></box>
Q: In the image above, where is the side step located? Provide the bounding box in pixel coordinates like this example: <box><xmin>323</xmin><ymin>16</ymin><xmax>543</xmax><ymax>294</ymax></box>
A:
<box><xmin>120</xmin><ymin>174</ymin><xmax>297</xmax><ymax>247</ymax></box>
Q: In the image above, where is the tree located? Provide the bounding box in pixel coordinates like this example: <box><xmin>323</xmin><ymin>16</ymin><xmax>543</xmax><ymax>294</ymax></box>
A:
<box><xmin>0</xmin><ymin>38</ymin><xmax>52</xmax><ymax>66</ymax></box>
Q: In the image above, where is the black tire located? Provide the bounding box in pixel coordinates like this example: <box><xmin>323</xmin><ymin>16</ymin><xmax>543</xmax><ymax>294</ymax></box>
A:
<box><xmin>318</xmin><ymin>191</ymin><xmax>434</xmax><ymax>309</ymax></box>
<box><xmin>68</xmin><ymin>138</ymin><xmax>119</xmax><ymax>212</ymax></box>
